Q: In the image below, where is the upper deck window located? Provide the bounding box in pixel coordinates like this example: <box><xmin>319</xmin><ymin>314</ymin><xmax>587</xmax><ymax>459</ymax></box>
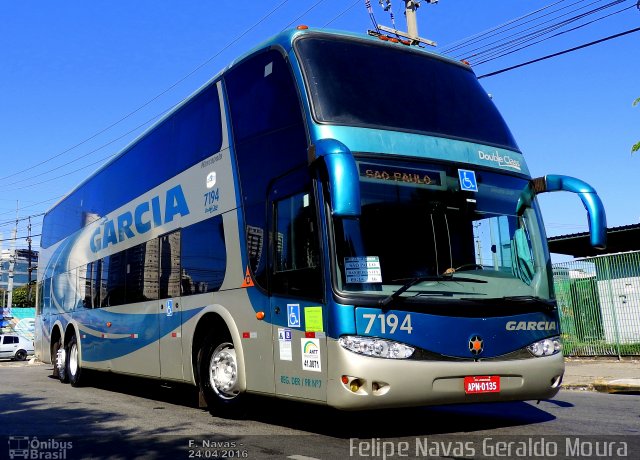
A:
<box><xmin>295</xmin><ymin>36</ymin><xmax>519</xmax><ymax>151</ymax></box>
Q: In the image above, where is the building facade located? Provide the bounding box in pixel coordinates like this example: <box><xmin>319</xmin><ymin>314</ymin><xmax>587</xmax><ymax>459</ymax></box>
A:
<box><xmin>0</xmin><ymin>248</ymin><xmax>38</xmax><ymax>293</ymax></box>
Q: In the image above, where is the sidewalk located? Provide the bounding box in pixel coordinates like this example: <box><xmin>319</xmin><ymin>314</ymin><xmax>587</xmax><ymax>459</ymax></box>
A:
<box><xmin>562</xmin><ymin>357</ymin><xmax>640</xmax><ymax>393</ymax></box>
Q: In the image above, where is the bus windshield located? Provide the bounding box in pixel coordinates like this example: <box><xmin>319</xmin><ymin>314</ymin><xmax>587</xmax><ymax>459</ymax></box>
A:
<box><xmin>295</xmin><ymin>35</ymin><xmax>519</xmax><ymax>151</ymax></box>
<box><xmin>332</xmin><ymin>158</ymin><xmax>550</xmax><ymax>303</ymax></box>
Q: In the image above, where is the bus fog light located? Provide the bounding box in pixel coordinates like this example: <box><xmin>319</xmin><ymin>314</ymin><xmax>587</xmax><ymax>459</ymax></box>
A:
<box><xmin>339</xmin><ymin>336</ymin><xmax>414</xmax><ymax>359</ymax></box>
<box><xmin>527</xmin><ymin>336</ymin><xmax>562</xmax><ymax>357</ymax></box>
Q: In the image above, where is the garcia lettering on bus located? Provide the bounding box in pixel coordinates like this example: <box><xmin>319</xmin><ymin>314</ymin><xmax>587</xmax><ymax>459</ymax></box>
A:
<box><xmin>90</xmin><ymin>185</ymin><xmax>190</xmax><ymax>253</ymax></box>
<box><xmin>505</xmin><ymin>321</ymin><xmax>557</xmax><ymax>331</ymax></box>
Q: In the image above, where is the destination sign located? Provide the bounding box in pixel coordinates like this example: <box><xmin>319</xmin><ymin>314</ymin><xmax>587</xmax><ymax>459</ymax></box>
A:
<box><xmin>358</xmin><ymin>162</ymin><xmax>445</xmax><ymax>189</ymax></box>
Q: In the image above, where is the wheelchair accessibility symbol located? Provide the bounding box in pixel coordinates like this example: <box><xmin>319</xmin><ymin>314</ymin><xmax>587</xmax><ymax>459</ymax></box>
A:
<box><xmin>458</xmin><ymin>169</ymin><xmax>478</xmax><ymax>192</ymax></box>
<box><xmin>287</xmin><ymin>304</ymin><xmax>301</xmax><ymax>328</ymax></box>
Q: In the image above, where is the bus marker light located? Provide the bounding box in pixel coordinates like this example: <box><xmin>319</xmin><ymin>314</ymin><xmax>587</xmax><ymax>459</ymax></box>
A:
<box><xmin>242</xmin><ymin>332</ymin><xmax>250</xmax><ymax>339</ymax></box>
<box><xmin>305</xmin><ymin>332</ymin><xmax>316</xmax><ymax>338</ymax></box>
<box><xmin>297</xmin><ymin>25</ymin><xmax>309</xmax><ymax>30</ymax></box>
<box><xmin>341</xmin><ymin>375</ymin><xmax>349</xmax><ymax>384</ymax></box>
<box><xmin>256</xmin><ymin>311</ymin><xmax>265</xmax><ymax>320</ymax></box>
<box><xmin>106</xmin><ymin>322</ymin><xmax>112</xmax><ymax>328</ymax></box>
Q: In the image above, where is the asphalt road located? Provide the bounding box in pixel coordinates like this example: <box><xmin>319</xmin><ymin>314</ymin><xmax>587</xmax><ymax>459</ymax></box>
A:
<box><xmin>1</xmin><ymin>360</ymin><xmax>638</xmax><ymax>459</ymax></box>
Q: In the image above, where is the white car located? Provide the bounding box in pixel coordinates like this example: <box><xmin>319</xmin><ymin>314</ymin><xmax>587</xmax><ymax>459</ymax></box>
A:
<box><xmin>0</xmin><ymin>334</ymin><xmax>34</xmax><ymax>361</ymax></box>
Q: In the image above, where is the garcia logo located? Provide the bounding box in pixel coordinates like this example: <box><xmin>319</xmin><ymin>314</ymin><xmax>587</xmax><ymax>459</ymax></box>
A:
<box><xmin>478</xmin><ymin>150</ymin><xmax>521</xmax><ymax>171</ymax></box>
<box><xmin>90</xmin><ymin>185</ymin><xmax>190</xmax><ymax>253</ymax></box>
<box><xmin>206</xmin><ymin>171</ymin><xmax>217</xmax><ymax>189</ymax></box>
<box><xmin>506</xmin><ymin>321</ymin><xmax>557</xmax><ymax>331</ymax></box>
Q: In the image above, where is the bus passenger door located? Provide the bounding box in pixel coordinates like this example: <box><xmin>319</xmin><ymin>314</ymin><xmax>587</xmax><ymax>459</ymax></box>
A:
<box><xmin>268</xmin><ymin>173</ymin><xmax>327</xmax><ymax>402</ymax></box>
<box><xmin>158</xmin><ymin>231</ymin><xmax>184</xmax><ymax>380</ymax></box>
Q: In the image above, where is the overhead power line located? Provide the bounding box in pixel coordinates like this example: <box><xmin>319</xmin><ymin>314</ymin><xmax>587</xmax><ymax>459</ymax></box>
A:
<box><xmin>0</xmin><ymin>214</ymin><xmax>45</xmax><ymax>229</ymax></box>
<box><xmin>0</xmin><ymin>0</ymin><xmax>294</xmax><ymax>184</ymax></box>
<box><xmin>325</xmin><ymin>0</ymin><xmax>360</xmax><ymax>27</ymax></box>
<box><xmin>457</xmin><ymin>0</ymin><xmax>633</xmax><ymax>63</ymax></box>
<box><xmin>441</xmin><ymin>0</ymin><xmax>570</xmax><ymax>53</ymax></box>
<box><xmin>0</xmin><ymin>234</ymin><xmax>41</xmax><ymax>244</ymax></box>
<box><xmin>464</xmin><ymin>0</ymin><xmax>633</xmax><ymax>65</ymax></box>
<box><xmin>283</xmin><ymin>0</ymin><xmax>326</xmax><ymax>30</ymax></box>
<box><xmin>472</xmin><ymin>2</ymin><xmax>636</xmax><ymax>65</ymax></box>
<box><xmin>478</xmin><ymin>26</ymin><xmax>640</xmax><ymax>79</ymax></box>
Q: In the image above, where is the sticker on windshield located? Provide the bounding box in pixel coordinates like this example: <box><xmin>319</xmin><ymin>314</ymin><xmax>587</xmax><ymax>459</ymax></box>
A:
<box><xmin>345</xmin><ymin>256</ymin><xmax>382</xmax><ymax>283</ymax></box>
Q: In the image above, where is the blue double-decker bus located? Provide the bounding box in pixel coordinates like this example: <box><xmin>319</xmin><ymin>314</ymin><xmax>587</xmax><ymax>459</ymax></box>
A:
<box><xmin>35</xmin><ymin>26</ymin><xmax>606</xmax><ymax>416</ymax></box>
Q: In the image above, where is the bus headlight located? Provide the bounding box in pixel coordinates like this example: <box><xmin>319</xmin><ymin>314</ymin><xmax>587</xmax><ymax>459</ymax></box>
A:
<box><xmin>526</xmin><ymin>336</ymin><xmax>562</xmax><ymax>357</ymax></box>
<box><xmin>339</xmin><ymin>336</ymin><xmax>415</xmax><ymax>359</ymax></box>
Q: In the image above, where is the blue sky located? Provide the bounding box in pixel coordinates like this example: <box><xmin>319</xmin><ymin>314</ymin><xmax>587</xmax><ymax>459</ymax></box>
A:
<box><xmin>0</xmin><ymin>1</ymin><xmax>638</xmax><ymax>261</ymax></box>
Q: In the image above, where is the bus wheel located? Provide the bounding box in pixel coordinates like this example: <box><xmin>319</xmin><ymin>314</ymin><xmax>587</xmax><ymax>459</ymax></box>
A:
<box><xmin>199</xmin><ymin>335</ymin><xmax>246</xmax><ymax>418</ymax></box>
<box><xmin>52</xmin><ymin>339</ymin><xmax>68</xmax><ymax>383</ymax></box>
<box><xmin>67</xmin><ymin>334</ymin><xmax>84</xmax><ymax>387</ymax></box>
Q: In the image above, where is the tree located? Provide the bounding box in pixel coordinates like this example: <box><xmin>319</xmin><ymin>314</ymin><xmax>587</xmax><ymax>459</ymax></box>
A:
<box><xmin>11</xmin><ymin>285</ymin><xmax>35</xmax><ymax>308</ymax></box>
<box><xmin>634</xmin><ymin>98</ymin><xmax>640</xmax><ymax>154</ymax></box>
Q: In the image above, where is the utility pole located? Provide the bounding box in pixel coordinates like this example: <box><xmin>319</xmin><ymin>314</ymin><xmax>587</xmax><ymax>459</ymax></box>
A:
<box><xmin>376</xmin><ymin>0</ymin><xmax>438</xmax><ymax>47</ymax></box>
<box><xmin>405</xmin><ymin>0</ymin><xmax>419</xmax><ymax>40</ymax></box>
<box><xmin>27</xmin><ymin>216</ymin><xmax>33</xmax><ymax>303</ymax></box>
<box><xmin>6</xmin><ymin>203</ymin><xmax>17</xmax><ymax>309</ymax></box>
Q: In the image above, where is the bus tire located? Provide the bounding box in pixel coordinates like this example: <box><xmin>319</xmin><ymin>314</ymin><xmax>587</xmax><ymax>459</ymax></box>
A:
<box><xmin>198</xmin><ymin>334</ymin><xmax>246</xmax><ymax>418</ymax></box>
<box><xmin>67</xmin><ymin>334</ymin><xmax>84</xmax><ymax>387</ymax></box>
<box><xmin>52</xmin><ymin>338</ymin><xmax>68</xmax><ymax>383</ymax></box>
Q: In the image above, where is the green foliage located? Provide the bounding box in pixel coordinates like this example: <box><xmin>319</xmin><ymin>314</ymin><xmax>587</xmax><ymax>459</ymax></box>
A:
<box><xmin>11</xmin><ymin>285</ymin><xmax>35</xmax><ymax>308</ymax></box>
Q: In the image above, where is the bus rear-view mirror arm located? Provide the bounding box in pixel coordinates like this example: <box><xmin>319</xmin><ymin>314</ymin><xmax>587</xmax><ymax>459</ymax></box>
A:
<box><xmin>310</xmin><ymin>138</ymin><xmax>361</xmax><ymax>217</ymax></box>
<box><xmin>517</xmin><ymin>174</ymin><xmax>607</xmax><ymax>250</ymax></box>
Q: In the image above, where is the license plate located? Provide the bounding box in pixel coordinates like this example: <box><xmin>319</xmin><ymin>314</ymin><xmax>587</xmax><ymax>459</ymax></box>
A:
<box><xmin>464</xmin><ymin>375</ymin><xmax>500</xmax><ymax>394</ymax></box>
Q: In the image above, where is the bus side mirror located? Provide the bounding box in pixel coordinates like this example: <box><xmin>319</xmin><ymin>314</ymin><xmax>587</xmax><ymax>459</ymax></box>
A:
<box><xmin>310</xmin><ymin>138</ymin><xmax>361</xmax><ymax>217</ymax></box>
<box><xmin>517</xmin><ymin>175</ymin><xmax>607</xmax><ymax>250</ymax></box>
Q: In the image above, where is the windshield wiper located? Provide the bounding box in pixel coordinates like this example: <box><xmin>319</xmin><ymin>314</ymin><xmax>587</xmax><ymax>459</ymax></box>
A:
<box><xmin>379</xmin><ymin>275</ymin><xmax>487</xmax><ymax>308</ymax></box>
<box><xmin>460</xmin><ymin>295</ymin><xmax>557</xmax><ymax>312</ymax></box>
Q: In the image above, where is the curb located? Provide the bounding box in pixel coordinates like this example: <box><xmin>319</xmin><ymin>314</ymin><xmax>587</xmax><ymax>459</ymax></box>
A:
<box><xmin>561</xmin><ymin>383</ymin><xmax>593</xmax><ymax>392</ymax></box>
<box><xmin>562</xmin><ymin>380</ymin><xmax>640</xmax><ymax>393</ymax></box>
<box><xmin>592</xmin><ymin>379</ymin><xmax>640</xmax><ymax>394</ymax></box>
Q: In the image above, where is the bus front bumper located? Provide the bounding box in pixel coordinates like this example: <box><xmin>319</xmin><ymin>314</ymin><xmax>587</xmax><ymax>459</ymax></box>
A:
<box><xmin>326</xmin><ymin>340</ymin><xmax>564</xmax><ymax>410</ymax></box>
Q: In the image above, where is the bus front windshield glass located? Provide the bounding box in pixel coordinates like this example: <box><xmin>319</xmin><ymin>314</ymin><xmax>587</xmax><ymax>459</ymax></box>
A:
<box><xmin>332</xmin><ymin>159</ymin><xmax>550</xmax><ymax>303</ymax></box>
<box><xmin>295</xmin><ymin>35</ymin><xmax>519</xmax><ymax>151</ymax></box>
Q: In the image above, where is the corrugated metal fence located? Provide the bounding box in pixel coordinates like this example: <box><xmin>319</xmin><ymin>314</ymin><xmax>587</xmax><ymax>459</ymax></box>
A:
<box><xmin>553</xmin><ymin>251</ymin><xmax>640</xmax><ymax>357</ymax></box>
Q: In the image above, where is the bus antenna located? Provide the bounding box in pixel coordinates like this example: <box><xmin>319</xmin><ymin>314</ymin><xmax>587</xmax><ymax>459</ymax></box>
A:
<box><xmin>374</xmin><ymin>1</ymin><xmax>438</xmax><ymax>47</ymax></box>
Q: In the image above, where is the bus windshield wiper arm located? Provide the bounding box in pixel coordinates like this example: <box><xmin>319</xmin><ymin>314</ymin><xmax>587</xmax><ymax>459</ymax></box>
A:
<box><xmin>461</xmin><ymin>295</ymin><xmax>557</xmax><ymax>311</ymax></box>
<box><xmin>379</xmin><ymin>275</ymin><xmax>487</xmax><ymax>308</ymax></box>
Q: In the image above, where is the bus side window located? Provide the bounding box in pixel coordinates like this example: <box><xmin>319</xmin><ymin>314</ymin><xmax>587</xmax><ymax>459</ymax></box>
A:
<box><xmin>272</xmin><ymin>191</ymin><xmax>322</xmax><ymax>300</ymax></box>
<box><xmin>159</xmin><ymin>231</ymin><xmax>181</xmax><ymax>300</ymax></box>
<box><xmin>181</xmin><ymin>216</ymin><xmax>226</xmax><ymax>295</ymax></box>
<box><xmin>81</xmin><ymin>262</ymin><xmax>94</xmax><ymax>308</ymax></box>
